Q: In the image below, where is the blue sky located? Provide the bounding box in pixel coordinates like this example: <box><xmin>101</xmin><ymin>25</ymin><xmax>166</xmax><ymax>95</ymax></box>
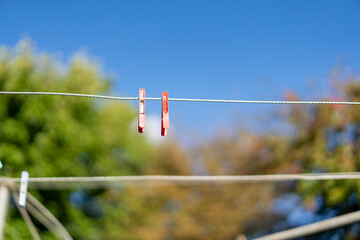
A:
<box><xmin>1</xmin><ymin>0</ymin><xmax>360</xmax><ymax>142</ymax></box>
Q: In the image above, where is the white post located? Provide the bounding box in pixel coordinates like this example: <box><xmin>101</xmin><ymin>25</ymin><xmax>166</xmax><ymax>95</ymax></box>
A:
<box><xmin>0</xmin><ymin>185</ymin><xmax>9</xmax><ymax>240</ymax></box>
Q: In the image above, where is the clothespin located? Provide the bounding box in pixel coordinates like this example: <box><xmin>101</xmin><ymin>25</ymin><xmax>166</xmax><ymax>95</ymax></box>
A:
<box><xmin>161</xmin><ymin>92</ymin><xmax>169</xmax><ymax>136</ymax></box>
<box><xmin>19</xmin><ymin>171</ymin><xmax>29</xmax><ymax>208</ymax></box>
<box><xmin>138</xmin><ymin>89</ymin><xmax>146</xmax><ymax>133</ymax></box>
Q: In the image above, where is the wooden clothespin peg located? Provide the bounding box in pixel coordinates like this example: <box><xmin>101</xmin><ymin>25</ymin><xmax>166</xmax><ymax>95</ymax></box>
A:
<box><xmin>19</xmin><ymin>171</ymin><xmax>29</xmax><ymax>208</ymax></box>
<box><xmin>138</xmin><ymin>89</ymin><xmax>146</xmax><ymax>133</ymax></box>
<box><xmin>161</xmin><ymin>92</ymin><xmax>169</xmax><ymax>136</ymax></box>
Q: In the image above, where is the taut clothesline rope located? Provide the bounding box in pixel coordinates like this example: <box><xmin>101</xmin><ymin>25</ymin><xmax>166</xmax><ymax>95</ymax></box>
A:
<box><xmin>0</xmin><ymin>91</ymin><xmax>357</xmax><ymax>105</ymax></box>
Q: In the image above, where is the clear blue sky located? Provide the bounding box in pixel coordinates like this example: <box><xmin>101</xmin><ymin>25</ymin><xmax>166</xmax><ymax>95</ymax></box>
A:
<box><xmin>1</xmin><ymin>0</ymin><xmax>360</xmax><ymax>142</ymax></box>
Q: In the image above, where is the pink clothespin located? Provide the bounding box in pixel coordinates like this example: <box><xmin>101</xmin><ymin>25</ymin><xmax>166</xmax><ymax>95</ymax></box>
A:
<box><xmin>138</xmin><ymin>89</ymin><xmax>145</xmax><ymax>133</ymax></box>
<box><xmin>161</xmin><ymin>92</ymin><xmax>169</xmax><ymax>136</ymax></box>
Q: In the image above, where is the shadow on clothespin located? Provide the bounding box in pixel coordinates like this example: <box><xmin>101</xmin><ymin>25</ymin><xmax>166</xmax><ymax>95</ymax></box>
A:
<box><xmin>138</xmin><ymin>89</ymin><xmax>146</xmax><ymax>133</ymax></box>
<box><xmin>161</xmin><ymin>92</ymin><xmax>169</xmax><ymax>136</ymax></box>
<box><xmin>19</xmin><ymin>171</ymin><xmax>29</xmax><ymax>208</ymax></box>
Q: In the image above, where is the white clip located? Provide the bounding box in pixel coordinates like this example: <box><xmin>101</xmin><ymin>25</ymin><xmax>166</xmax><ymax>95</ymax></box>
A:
<box><xmin>19</xmin><ymin>171</ymin><xmax>29</xmax><ymax>208</ymax></box>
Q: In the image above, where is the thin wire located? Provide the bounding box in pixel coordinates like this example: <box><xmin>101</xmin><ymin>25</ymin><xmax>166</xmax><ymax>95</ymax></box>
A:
<box><xmin>167</xmin><ymin>98</ymin><xmax>360</xmax><ymax>105</ymax></box>
<box><xmin>10</xmin><ymin>184</ymin><xmax>71</xmax><ymax>239</ymax></box>
<box><xmin>0</xmin><ymin>91</ymin><xmax>138</xmax><ymax>101</ymax></box>
<box><xmin>26</xmin><ymin>202</ymin><xmax>67</xmax><ymax>240</ymax></box>
<box><xmin>9</xmin><ymin>188</ymin><xmax>41</xmax><ymax>240</ymax></box>
<box><xmin>26</xmin><ymin>193</ymin><xmax>73</xmax><ymax>240</ymax></box>
<box><xmin>0</xmin><ymin>91</ymin><xmax>359</xmax><ymax>105</ymax></box>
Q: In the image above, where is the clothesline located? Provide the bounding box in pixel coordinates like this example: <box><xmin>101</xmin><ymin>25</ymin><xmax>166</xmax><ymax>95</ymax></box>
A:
<box><xmin>1</xmin><ymin>172</ymin><xmax>360</xmax><ymax>189</ymax></box>
<box><xmin>0</xmin><ymin>91</ymin><xmax>357</xmax><ymax>105</ymax></box>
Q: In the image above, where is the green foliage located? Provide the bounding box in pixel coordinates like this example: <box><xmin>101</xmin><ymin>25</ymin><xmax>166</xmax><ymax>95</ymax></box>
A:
<box><xmin>281</xmin><ymin>85</ymin><xmax>360</xmax><ymax>205</ymax></box>
<box><xmin>137</xmin><ymin>77</ymin><xmax>360</xmax><ymax>238</ymax></box>
<box><xmin>0</xmin><ymin>39</ymin><xmax>154</xmax><ymax>239</ymax></box>
<box><xmin>2</xmin><ymin>39</ymin><xmax>360</xmax><ymax>239</ymax></box>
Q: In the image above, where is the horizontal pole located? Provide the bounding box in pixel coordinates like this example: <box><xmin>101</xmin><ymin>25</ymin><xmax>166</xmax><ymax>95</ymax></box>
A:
<box><xmin>2</xmin><ymin>172</ymin><xmax>360</xmax><ymax>189</ymax></box>
<box><xmin>255</xmin><ymin>210</ymin><xmax>360</xmax><ymax>240</ymax></box>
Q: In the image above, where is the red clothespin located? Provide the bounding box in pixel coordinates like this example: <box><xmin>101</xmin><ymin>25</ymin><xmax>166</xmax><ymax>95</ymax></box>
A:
<box><xmin>138</xmin><ymin>89</ymin><xmax>145</xmax><ymax>133</ymax></box>
<box><xmin>161</xmin><ymin>92</ymin><xmax>169</xmax><ymax>136</ymax></box>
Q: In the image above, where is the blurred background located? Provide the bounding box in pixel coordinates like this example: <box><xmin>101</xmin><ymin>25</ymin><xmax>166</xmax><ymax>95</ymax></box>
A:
<box><xmin>1</xmin><ymin>0</ymin><xmax>360</xmax><ymax>239</ymax></box>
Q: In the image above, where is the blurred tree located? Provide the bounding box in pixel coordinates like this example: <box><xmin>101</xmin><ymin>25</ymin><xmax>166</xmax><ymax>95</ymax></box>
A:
<box><xmin>135</xmin><ymin>76</ymin><xmax>360</xmax><ymax>239</ymax></box>
<box><xmin>0</xmin><ymin>39</ymin><xmax>154</xmax><ymax>239</ymax></box>
<box><xmin>131</xmin><ymin>140</ymin><xmax>275</xmax><ymax>239</ymax></box>
<box><xmin>2</xmin><ymin>39</ymin><xmax>360</xmax><ymax>240</ymax></box>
